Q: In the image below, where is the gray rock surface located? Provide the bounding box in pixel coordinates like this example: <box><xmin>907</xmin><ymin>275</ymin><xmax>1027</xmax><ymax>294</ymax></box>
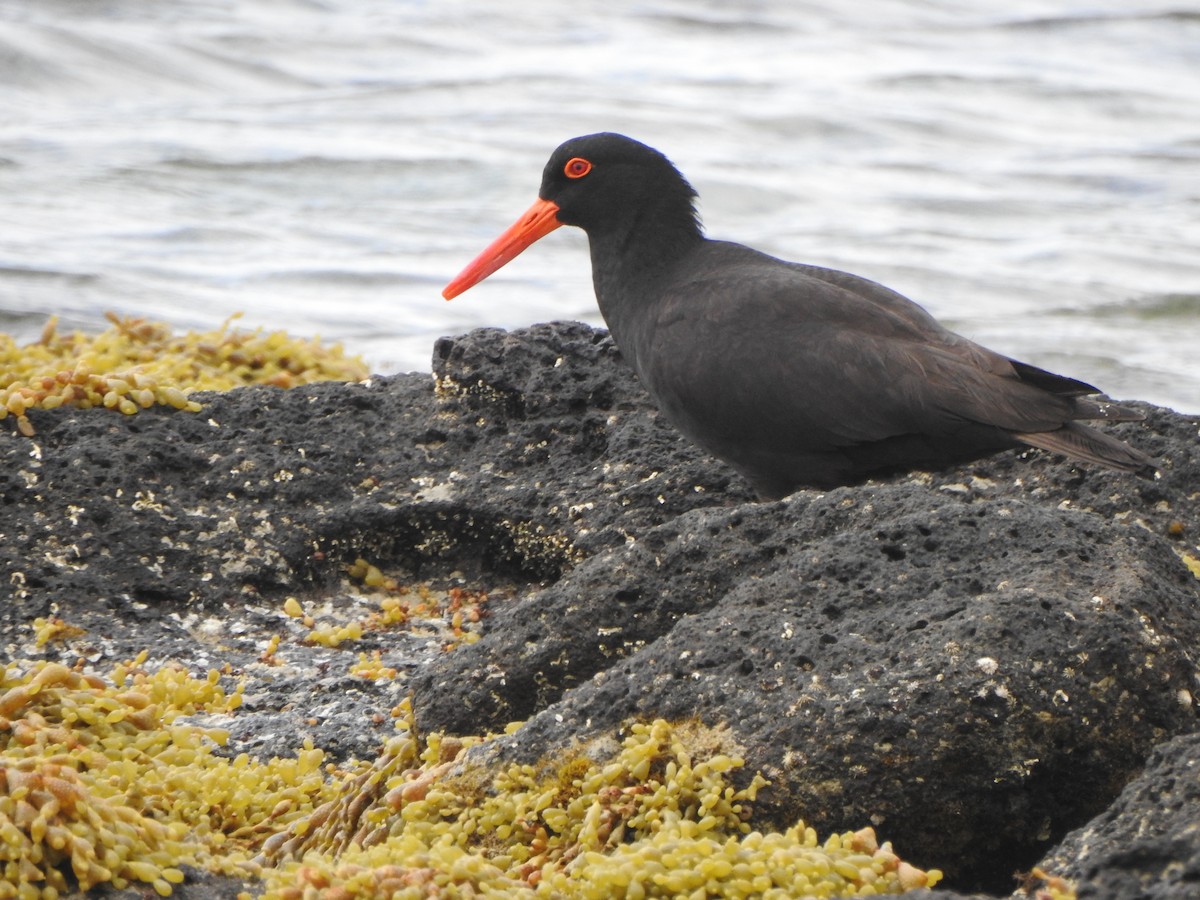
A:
<box><xmin>1032</xmin><ymin>731</ymin><xmax>1200</xmax><ymax>898</ymax></box>
<box><xmin>414</xmin><ymin>481</ymin><xmax>1200</xmax><ymax>891</ymax></box>
<box><xmin>2</xmin><ymin>321</ymin><xmax>1198</xmax><ymax>897</ymax></box>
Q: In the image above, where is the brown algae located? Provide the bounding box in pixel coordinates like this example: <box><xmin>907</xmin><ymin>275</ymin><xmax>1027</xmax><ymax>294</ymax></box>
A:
<box><xmin>0</xmin><ymin>313</ymin><xmax>369</xmax><ymax>436</ymax></box>
<box><xmin>0</xmin><ymin>656</ymin><xmax>336</xmax><ymax>898</ymax></box>
<box><xmin>1</xmin><ymin>655</ymin><xmax>945</xmax><ymax>898</ymax></box>
<box><xmin>256</xmin><ymin>710</ymin><xmax>942</xmax><ymax>899</ymax></box>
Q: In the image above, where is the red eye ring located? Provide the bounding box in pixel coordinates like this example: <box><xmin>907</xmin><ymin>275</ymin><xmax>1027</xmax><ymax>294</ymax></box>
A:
<box><xmin>564</xmin><ymin>157</ymin><xmax>592</xmax><ymax>179</ymax></box>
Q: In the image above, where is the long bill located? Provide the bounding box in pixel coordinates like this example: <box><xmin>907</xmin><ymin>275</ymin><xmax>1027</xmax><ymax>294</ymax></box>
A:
<box><xmin>442</xmin><ymin>197</ymin><xmax>563</xmax><ymax>300</ymax></box>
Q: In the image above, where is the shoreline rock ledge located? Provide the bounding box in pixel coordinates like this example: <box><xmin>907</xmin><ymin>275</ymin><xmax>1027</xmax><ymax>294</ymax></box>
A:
<box><xmin>2</xmin><ymin>321</ymin><xmax>1198</xmax><ymax>898</ymax></box>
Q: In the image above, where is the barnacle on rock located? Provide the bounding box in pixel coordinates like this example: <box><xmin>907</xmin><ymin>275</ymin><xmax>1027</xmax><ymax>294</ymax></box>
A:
<box><xmin>0</xmin><ymin>312</ymin><xmax>369</xmax><ymax>435</ymax></box>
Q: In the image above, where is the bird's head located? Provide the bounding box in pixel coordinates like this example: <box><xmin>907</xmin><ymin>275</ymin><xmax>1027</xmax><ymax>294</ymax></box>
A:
<box><xmin>443</xmin><ymin>133</ymin><xmax>698</xmax><ymax>300</ymax></box>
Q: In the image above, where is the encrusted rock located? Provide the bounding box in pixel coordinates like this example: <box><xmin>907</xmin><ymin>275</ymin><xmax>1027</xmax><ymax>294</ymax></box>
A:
<box><xmin>1031</xmin><ymin>731</ymin><xmax>1200</xmax><ymax>897</ymax></box>
<box><xmin>413</xmin><ymin>482</ymin><xmax>1200</xmax><ymax>891</ymax></box>
<box><xmin>2</xmin><ymin>320</ymin><xmax>1198</xmax><ymax>897</ymax></box>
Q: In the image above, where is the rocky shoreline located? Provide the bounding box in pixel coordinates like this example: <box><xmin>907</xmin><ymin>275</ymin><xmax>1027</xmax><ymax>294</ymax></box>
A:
<box><xmin>3</xmin><ymin>321</ymin><xmax>1198</xmax><ymax>898</ymax></box>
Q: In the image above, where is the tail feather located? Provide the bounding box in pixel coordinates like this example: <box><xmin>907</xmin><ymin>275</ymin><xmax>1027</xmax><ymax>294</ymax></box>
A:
<box><xmin>1009</xmin><ymin>359</ymin><xmax>1100</xmax><ymax>397</ymax></box>
<box><xmin>1015</xmin><ymin>421</ymin><xmax>1157</xmax><ymax>475</ymax></box>
<box><xmin>1067</xmin><ymin>397</ymin><xmax>1146</xmax><ymax>423</ymax></box>
<box><xmin>1009</xmin><ymin>357</ymin><xmax>1146</xmax><ymax>422</ymax></box>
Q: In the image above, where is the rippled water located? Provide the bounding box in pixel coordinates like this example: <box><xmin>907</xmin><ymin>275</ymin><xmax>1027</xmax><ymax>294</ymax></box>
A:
<box><xmin>2</xmin><ymin>0</ymin><xmax>1198</xmax><ymax>411</ymax></box>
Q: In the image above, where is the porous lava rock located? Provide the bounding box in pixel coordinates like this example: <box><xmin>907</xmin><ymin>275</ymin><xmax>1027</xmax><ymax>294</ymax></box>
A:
<box><xmin>413</xmin><ymin>481</ymin><xmax>1200</xmax><ymax>892</ymax></box>
<box><xmin>2</xmin><ymin>320</ymin><xmax>1198</xmax><ymax>897</ymax></box>
<box><xmin>1031</xmin><ymin>731</ymin><xmax>1200</xmax><ymax>898</ymax></box>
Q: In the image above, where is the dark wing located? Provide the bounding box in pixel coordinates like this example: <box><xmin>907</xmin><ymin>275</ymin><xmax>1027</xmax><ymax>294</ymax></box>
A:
<box><xmin>645</xmin><ymin>244</ymin><xmax>1137</xmax><ymax>452</ymax></box>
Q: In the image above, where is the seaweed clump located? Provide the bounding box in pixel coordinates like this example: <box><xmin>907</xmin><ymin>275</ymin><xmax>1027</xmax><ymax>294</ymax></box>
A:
<box><xmin>0</xmin><ymin>656</ymin><xmax>335</xmax><ymax>898</ymax></box>
<box><xmin>0</xmin><ymin>313</ymin><xmax>369</xmax><ymax>435</ymax></box>
<box><xmin>0</xmin><ymin>652</ymin><xmax>945</xmax><ymax>899</ymax></box>
<box><xmin>1</xmin><ymin>649</ymin><xmax>946</xmax><ymax>899</ymax></box>
<box><xmin>257</xmin><ymin>710</ymin><xmax>943</xmax><ymax>899</ymax></box>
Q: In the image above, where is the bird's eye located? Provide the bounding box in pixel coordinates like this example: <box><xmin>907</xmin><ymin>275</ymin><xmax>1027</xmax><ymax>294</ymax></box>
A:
<box><xmin>564</xmin><ymin>157</ymin><xmax>592</xmax><ymax>179</ymax></box>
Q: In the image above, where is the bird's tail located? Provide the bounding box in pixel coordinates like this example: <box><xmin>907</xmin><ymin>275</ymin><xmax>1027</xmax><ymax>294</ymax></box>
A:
<box><xmin>1065</xmin><ymin>396</ymin><xmax>1146</xmax><ymax>423</ymax></box>
<box><xmin>1015</xmin><ymin>420</ymin><xmax>1157</xmax><ymax>475</ymax></box>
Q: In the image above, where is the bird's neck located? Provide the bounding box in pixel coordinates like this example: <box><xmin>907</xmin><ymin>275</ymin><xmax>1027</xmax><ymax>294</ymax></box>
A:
<box><xmin>588</xmin><ymin>205</ymin><xmax>703</xmax><ymax>331</ymax></box>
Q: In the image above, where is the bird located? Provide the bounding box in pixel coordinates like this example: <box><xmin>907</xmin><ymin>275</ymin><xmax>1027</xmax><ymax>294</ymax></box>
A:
<box><xmin>443</xmin><ymin>132</ymin><xmax>1155</xmax><ymax>500</ymax></box>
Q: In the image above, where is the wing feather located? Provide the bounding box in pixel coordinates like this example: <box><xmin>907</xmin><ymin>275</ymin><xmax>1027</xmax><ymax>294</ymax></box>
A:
<box><xmin>640</xmin><ymin>243</ymin><xmax>1149</xmax><ymax>471</ymax></box>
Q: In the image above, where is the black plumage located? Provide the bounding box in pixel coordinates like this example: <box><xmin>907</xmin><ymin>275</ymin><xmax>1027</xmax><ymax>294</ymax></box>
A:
<box><xmin>445</xmin><ymin>133</ymin><xmax>1154</xmax><ymax>499</ymax></box>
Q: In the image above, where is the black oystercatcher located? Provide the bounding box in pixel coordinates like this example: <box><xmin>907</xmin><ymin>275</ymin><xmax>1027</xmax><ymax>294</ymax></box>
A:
<box><xmin>443</xmin><ymin>133</ymin><xmax>1155</xmax><ymax>499</ymax></box>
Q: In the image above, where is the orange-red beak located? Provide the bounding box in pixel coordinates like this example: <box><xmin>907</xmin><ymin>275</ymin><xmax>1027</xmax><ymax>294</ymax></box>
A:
<box><xmin>442</xmin><ymin>197</ymin><xmax>563</xmax><ymax>300</ymax></box>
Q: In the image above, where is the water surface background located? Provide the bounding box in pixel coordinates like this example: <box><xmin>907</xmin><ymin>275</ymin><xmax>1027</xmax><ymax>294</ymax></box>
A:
<box><xmin>2</xmin><ymin>0</ymin><xmax>1198</xmax><ymax>412</ymax></box>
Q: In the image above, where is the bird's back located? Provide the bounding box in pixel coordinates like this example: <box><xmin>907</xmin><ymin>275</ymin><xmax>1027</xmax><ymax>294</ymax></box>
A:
<box><xmin>609</xmin><ymin>240</ymin><xmax>1150</xmax><ymax>497</ymax></box>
